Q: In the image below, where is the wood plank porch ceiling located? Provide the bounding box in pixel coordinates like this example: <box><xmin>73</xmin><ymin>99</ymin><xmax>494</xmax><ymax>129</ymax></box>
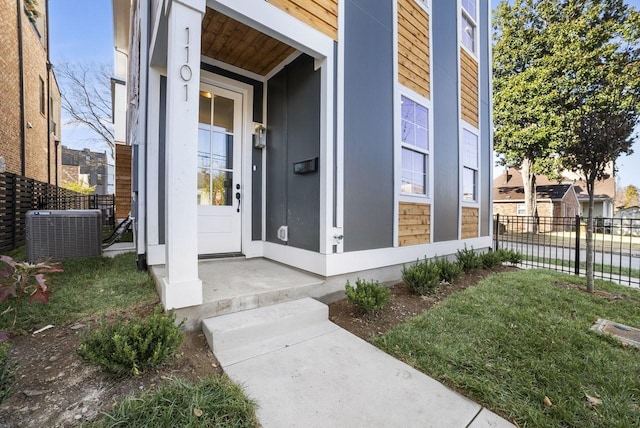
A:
<box><xmin>201</xmin><ymin>8</ymin><xmax>297</xmax><ymax>76</ymax></box>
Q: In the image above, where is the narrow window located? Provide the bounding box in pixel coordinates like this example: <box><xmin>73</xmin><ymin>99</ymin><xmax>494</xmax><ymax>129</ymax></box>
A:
<box><xmin>401</xmin><ymin>95</ymin><xmax>429</xmax><ymax>196</ymax></box>
<box><xmin>39</xmin><ymin>77</ymin><xmax>45</xmax><ymax>115</ymax></box>
<box><xmin>462</xmin><ymin>128</ymin><xmax>478</xmax><ymax>202</ymax></box>
<box><xmin>461</xmin><ymin>0</ymin><xmax>477</xmax><ymax>53</ymax></box>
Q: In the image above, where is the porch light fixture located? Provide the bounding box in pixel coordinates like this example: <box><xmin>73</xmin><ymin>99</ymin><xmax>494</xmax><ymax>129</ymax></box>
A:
<box><xmin>254</xmin><ymin>124</ymin><xmax>266</xmax><ymax>148</ymax></box>
<box><xmin>200</xmin><ymin>91</ymin><xmax>212</xmax><ymax>99</ymax></box>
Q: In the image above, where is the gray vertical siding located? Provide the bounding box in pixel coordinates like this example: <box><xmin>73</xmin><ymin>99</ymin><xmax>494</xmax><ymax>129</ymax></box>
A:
<box><xmin>432</xmin><ymin>1</ymin><xmax>460</xmax><ymax>242</ymax></box>
<box><xmin>266</xmin><ymin>54</ymin><xmax>321</xmax><ymax>252</ymax></box>
<box><xmin>343</xmin><ymin>0</ymin><xmax>394</xmax><ymax>252</ymax></box>
<box><xmin>479</xmin><ymin>0</ymin><xmax>491</xmax><ymax>236</ymax></box>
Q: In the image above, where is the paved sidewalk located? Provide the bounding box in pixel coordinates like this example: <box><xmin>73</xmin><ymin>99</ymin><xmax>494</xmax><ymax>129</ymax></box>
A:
<box><xmin>221</xmin><ymin>321</ymin><xmax>515</xmax><ymax>428</ymax></box>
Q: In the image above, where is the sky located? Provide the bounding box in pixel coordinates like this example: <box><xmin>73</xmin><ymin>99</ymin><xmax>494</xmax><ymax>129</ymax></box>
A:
<box><xmin>49</xmin><ymin>0</ymin><xmax>640</xmax><ymax>188</ymax></box>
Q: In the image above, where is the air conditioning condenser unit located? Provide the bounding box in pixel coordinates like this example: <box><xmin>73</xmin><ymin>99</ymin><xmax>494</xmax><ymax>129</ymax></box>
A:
<box><xmin>26</xmin><ymin>210</ymin><xmax>102</xmax><ymax>262</ymax></box>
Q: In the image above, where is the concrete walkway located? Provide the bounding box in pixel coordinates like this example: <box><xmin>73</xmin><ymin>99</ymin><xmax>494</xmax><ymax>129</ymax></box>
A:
<box><xmin>209</xmin><ymin>299</ymin><xmax>515</xmax><ymax>428</ymax></box>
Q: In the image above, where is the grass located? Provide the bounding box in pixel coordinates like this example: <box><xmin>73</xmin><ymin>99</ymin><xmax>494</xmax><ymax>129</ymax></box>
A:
<box><xmin>523</xmin><ymin>254</ymin><xmax>640</xmax><ymax>280</ymax></box>
<box><xmin>0</xmin><ymin>251</ymin><xmax>158</xmax><ymax>332</ymax></box>
<box><xmin>86</xmin><ymin>375</ymin><xmax>259</xmax><ymax>428</ymax></box>
<box><xmin>373</xmin><ymin>269</ymin><xmax>640</xmax><ymax>427</ymax></box>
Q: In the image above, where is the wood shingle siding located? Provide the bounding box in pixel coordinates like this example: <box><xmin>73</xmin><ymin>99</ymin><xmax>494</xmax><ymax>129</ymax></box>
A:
<box><xmin>267</xmin><ymin>0</ymin><xmax>338</xmax><ymax>41</ymax></box>
<box><xmin>461</xmin><ymin>206</ymin><xmax>479</xmax><ymax>239</ymax></box>
<box><xmin>398</xmin><ymin>202</ymin><xmax>430</xmax><ymax>246</ymax></box>
<box><xmin>397</xmin><ymin>0</ymin><xmax>430</xmax><ymax>99</ymax></box>
<box><xmin>460</xmin><ymin>49</ymin><xmax>478</xmax><ymax>127</ymax></box>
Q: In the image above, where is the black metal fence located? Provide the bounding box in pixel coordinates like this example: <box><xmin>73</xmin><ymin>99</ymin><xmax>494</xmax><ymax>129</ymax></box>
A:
<box><xmin>0</xmin><ymin>172</ymin><xmax>115</xmax><ymax>253</ymax></box>
<box><xmin>494</xmin><ymin>214</ymin><xmax>640</xmax><ymax>287</ymax></box>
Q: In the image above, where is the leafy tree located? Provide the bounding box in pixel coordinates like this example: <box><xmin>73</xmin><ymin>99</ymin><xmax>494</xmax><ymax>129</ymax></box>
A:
<box><xmin>56</xmin><ymin>62</ymin><xmax>115</xmax><ymax>159</ymax></box>
<box><xmin>550</xmin><ymin>0</ymin><xmax>640</xmax><ymax>292</ymax></box>
<box><xmin>493</xmin><ymin>1</ymin><xmax>566</xmax><ymax>222</ymax></box>
<box><xmin>623</xmin><ymin>185</ymin><xmax>639</xmax><ymax>207</ymax></box>
<box><xmin>62</xmin><ymin>180</ymin><xmax>96</xmax><ymax>195</ymax></box>
<box><xmin>494</xmin><ymin>0</ymin><xmax>640</xmax><ymax>292</ymax></box>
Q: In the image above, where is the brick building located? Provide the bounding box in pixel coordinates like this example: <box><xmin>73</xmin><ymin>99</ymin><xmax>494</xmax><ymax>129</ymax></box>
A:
<box><xmin>0</xmin><ymin>0</ymin><xmax>61</xmax><ymax>183</ymax></box>
<box><xmin>60</xmin><ymin>146</ymin><xmax>109</xmax><ymax>195</ymax></box>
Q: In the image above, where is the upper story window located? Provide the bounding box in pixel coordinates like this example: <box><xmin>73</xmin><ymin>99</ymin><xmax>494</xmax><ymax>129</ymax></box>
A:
<box><xmin>461</xmin><ymin>0</ymin><xmax>477</xmax><ymax>53</ymax></box>
<box><xmin>462</xmin><ymin>128</ymin><xmax>478</xmax><ymax>202</ymax></box>
<box><xmin>39</xmin><ymin>77</ymin><xmax>45</xmax><ymax>115</ymax></box>
<box><xmin>401</xmin><ymin>95</ymin><xmax>429</xmax><ymax>196</ymax></box>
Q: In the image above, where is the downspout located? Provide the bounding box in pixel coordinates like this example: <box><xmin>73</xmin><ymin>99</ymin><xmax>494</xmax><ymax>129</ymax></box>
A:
<box><xmin>17</xmin><ymin>0</ymin><xmax>26</xmax><ymax>176</ymax></box>
<box><xmin>46</xmin><ymin>0</ymin><xmax>52</xmax><ymax>184</ymax></box>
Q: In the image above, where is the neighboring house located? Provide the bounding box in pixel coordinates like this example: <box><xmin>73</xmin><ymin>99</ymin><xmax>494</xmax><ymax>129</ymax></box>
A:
<box><xmin>112</xmin><ymin>0</ymin><xmax>493</xmax><ymax>313</ymax></box>
<box><xmin>60</xmin><ymin>146</ymin><xmax>109</xmax><ymax>195</ymax></box>
<box><xmin>494</xmin><ymin>167</ymin><xmax>615</xmax><ymax>221</ymax></box>
<box><xmin>0</xmin><ymin>0</ymin><xmax>61</xmax><ymax>184</ymax></box>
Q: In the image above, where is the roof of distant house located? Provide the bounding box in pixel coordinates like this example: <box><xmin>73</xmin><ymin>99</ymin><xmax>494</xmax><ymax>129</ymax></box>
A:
<box><xmin>493</xmin><ymin>167</ymin><xmax>615</xmax><ymax>202</ymax></box>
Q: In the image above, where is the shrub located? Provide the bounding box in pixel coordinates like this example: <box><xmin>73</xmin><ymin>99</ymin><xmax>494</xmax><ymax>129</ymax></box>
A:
<box><xmin>480</xmin><ymin>250</ymin><xmax>503</xmax><ymax>269</ymax></box>
<box><xmin>494</xmin><ymin>248</ymin><xmax>523</xmax><ymax>266</ymax></box>
<box><xmin>433</xmin><ymin>257</ymin><xmax>463</xmax><ymax>283</ymax></box>
<box><xmin>0</xmin><ymin>256</ymin><xmax>62</xmax><ymax>327</ymax></box>
<box><xmin>345</xmin><ymin>279</ymin><xmax>390</xmax><ymax>314</ymax></box>
<box><xmin>78</xmin><ymin>307</ymin><xmax>184</xmax><ymax>376</ymax></box>
<box><xmin>402</xmin><ymin>259</ymin><xmax>441</xmax><ymax>295</ymax></box>
<box><xmin>0</xmin><ymin>342</ymin><xmax>12</xmax><ymax>404</ymax></box>
<box><xmin>456</xmin><ymin>246</ymin><xmax>482</xmax><ymax>272</ymax></box>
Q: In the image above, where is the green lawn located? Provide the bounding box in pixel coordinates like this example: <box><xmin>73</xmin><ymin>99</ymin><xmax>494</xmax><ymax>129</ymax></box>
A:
<box><xmin>0</xmin><ymin>252</ymin><xmax>158</xmax><ymax>332</ymax></box>
<box><xmin>373</xmin><ymin>270</ymin><xmax>640</xmax><ymax>427</ymax></box>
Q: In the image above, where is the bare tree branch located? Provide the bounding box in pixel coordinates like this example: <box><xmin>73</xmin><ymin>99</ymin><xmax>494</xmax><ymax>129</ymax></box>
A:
<box><xmin>56</xmin><ymin>61</ymin><xmax>115</xmax><ymax>158</ymax></box>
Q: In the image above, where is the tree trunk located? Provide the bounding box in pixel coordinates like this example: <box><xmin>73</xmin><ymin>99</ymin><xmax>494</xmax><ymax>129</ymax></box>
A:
<box><xmin>521</xmin><ymin>158</ymin><xmax>537</xmax><ymax>233</ymax></box>
<box><xmin>586</xmin><ymin>182</ymin><xmax>595</xmax><ymax>292</ymax></box>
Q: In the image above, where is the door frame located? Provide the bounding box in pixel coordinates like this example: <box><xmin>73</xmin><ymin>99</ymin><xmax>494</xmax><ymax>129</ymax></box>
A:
<box><xmin>200</xmin><ymin>70</ymin><xmax>260</xmax><ymax>257</ymax></box>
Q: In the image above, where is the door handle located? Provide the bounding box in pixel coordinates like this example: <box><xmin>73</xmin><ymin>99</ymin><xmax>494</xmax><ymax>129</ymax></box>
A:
<box><xmin>235</xmin><ymin>192</ymin><xmax>241</xmax><ymax>213</ymax></box>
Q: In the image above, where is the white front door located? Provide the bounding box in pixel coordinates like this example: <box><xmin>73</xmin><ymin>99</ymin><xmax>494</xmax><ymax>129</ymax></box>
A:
<box><xmin>197</xmin><ymin>84</ymin><xmax>243</xmax><ymax>254</ymax></box>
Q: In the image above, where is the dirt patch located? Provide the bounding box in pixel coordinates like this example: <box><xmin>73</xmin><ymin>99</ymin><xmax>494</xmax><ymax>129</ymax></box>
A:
<box><xmin>0</xmin><ymin>302</ymin><xmax>221</xmax><ymax>428</ymax></box>
<box><xmin>330</xmin><ymin>266</ymin><xmax>517</xmax><ymax>341</ymax></box>
<box><xmin>551</xmin><ymin>281</ymin><xmax>640</xmax><ymax>303</ymax></box>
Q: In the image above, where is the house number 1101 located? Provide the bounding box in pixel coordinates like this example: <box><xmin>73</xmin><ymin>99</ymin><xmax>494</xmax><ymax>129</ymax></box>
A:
<box><xmin>181</xmin><ymin>27</ymin><xmax>192</xmax><ymax>101</ymax></box>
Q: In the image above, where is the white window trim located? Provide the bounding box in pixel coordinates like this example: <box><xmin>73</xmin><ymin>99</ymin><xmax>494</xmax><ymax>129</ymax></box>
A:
<box><xmin>413</xmin><ymin>0</ymin><xmax>431</xmax><ymax>13</ymax></box>
<box><xmin>460</xmin><ymin>121</ymin><xmax>480</xmax><ymax>207</ymax></box>
<box><xmin>460</xmin><ymin>0</ymin><xmax>478</xmax><ymax>58</ymax></box>
<box><xmin>397</xmin><ymin>86</ymin><xmax>434</xmax><ymax>204</ymax></box>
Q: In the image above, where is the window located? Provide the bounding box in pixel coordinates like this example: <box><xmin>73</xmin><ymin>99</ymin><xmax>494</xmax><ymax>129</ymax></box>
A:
<box><xmin>462</xmin><ymin>129</ymin><xmax>478</xmax><ymax>202</ymax></box>
<box><xmin>516</xmin><ymin>204</ymin><xmax>526</xmax><ymax>216</ymax></box>
<box><xmin>39</xmin><ymin>77</ymin><xmax>45</xmax><ymax>115</ymax></box>
<box><xmin>97</xmin><ymin>174</ymin><xmax>103</xmax><ymax>185</ymax></box>
<box><xmin>461</xmin><ymin>0</ymin><xmax>477</xmax><ymax>53</ymax></box>
<box><xmin>400</xmin><ymin>95</ymin><xmax>429</xmax><ymax>195</ymax></box>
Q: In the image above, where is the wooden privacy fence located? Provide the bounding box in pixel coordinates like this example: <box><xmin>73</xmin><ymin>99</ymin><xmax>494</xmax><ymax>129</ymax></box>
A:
<box><xmin>0</xmin><ymin>172</ymin><xmax>115</xmax><ymax>253</ymax></box>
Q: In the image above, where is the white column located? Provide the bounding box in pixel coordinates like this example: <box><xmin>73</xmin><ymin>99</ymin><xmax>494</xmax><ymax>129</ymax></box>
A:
<box><xmin>161</xmin><ymin>0</ymin><xmax>205</xmax><ymax>309</ymax></box>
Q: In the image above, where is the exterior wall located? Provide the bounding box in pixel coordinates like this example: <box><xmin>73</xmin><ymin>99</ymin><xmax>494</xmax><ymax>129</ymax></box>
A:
<box><xmin>397</xmin><ymin>0</ymin><xmax>430</xmax><ymax>99</ymax></box>
<box><xmin>268</xmin><ymin>0</ymin><xmax>338</xmax><ymax>40</ymax></box>
<box><xmin>398</xmin><ymin>202</ymin><xmax>430</xmax><ymax>246</ymax></box>
<box><xmin>0</xmin><ymin>0</ymin><xmax>57</xmax><ymax>184</ymax></box>
<box><xmin>432</xmin><ymin>1</ymin><xmax>460</xmax><ymax>241</ymax></box>
<box><xmin>460</xmin><ymin>49</ymin><xmax>479</xmax><ymax>127</ymax></box>
<box><xmin>115</xmin><ymin>143</ymin><xmax>132</xmax><ymax>220</ymax></box>
<box><xmin>343</xmin><ymin>0</ymin><xmax>394</xmax><ymax>251</ymax></box>
<box><xmin>478</xmin><ymin>0</ymin><xmax>492</xmax><ymax>236</ymax></box>
<box><xmin>461</xmin><ymin>206</ymin><xmax>479</xmax><ymax>238</ymax></box>
<box><xmin>266</xmin><ymin>54</ymin><xmax>321</xmax><ymax>252</ymax></box>
<box><xmin>22</xmin><ymin>3</ymin><xmax>50</xmax><ymax>183</ymax></box>
<box><xmin>0</xmin><ymin>0</ymin><xmax>22</xmax><ymax>175</ymax></box>
<box><xmin>558</xmin><ymin>191</ymin><xmax>580</xmax><ymax>218</ymax></box>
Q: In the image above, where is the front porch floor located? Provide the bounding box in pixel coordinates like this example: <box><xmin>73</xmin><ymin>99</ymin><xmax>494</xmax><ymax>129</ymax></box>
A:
<box><xmin>151</xmin><ymin>257</ymin><xmax>325</xmax><ymax>321</ymax></box>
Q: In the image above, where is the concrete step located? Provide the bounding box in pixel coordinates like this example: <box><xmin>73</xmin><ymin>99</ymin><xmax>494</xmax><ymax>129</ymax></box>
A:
<box><xmin>199</xmin><ymin>280</ymin><xmax>321</xmax><ymax>319</ymax></box>
<box><xmin>202</xmin><ymin>298</ymin><xmax>337</xmax><ymax>367</ymax></box>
